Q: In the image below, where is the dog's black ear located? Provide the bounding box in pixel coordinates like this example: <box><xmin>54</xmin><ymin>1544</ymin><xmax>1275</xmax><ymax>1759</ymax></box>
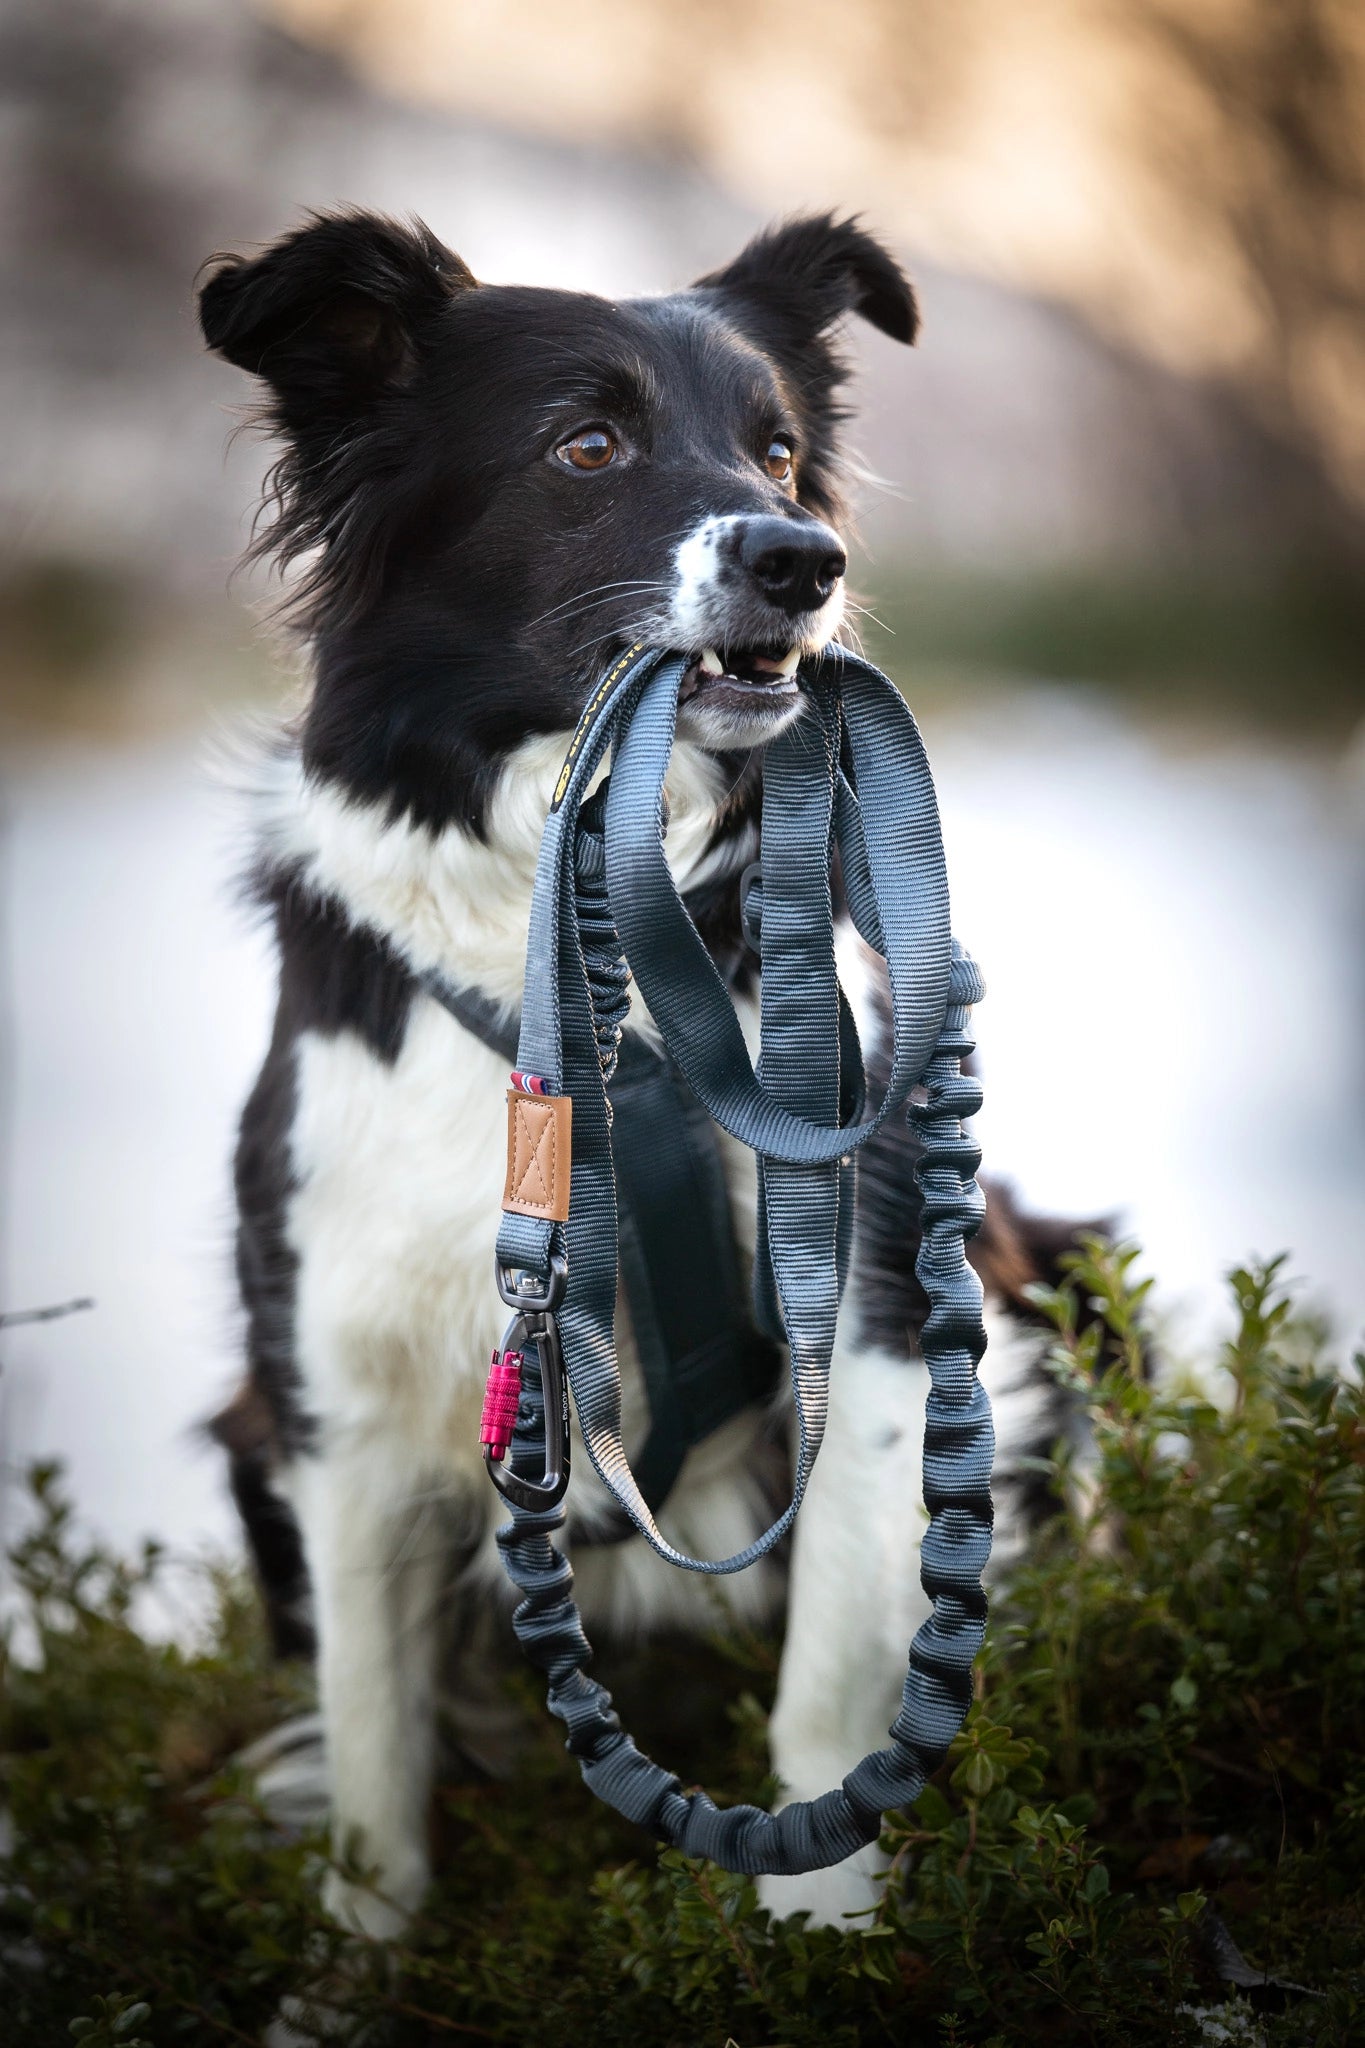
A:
<box><xmin>198</xmin><ymin>210</ymin><xmax>475</xmax><ymax>418</ymax></box>
<box><xmin>694</xmin><ymin>213</ymin><xmax>918</xmax><ymax>346</ymax></box>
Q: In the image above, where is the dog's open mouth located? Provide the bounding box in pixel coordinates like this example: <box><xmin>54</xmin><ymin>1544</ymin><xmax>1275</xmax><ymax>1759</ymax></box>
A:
<box><xmin>678</xmin><ymin>645</ymin><xmax>802</xmax><ymax>721</ymax></box>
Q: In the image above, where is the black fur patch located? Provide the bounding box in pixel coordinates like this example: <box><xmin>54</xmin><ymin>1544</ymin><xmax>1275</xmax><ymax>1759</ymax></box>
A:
<box><xmin>264</xmin><ymin>858</ymin><xmax>416</xmax><ymax>1063</ymax></box>
<box><xmin>232</xmin><ymin>1005</ymin><xmax>306</xmax><ymax>1456</ymax></box>
<box><xmin>225</xmin><ymin>1446</ymin><xmax>315</xmax><ymax>1661</ymax></box>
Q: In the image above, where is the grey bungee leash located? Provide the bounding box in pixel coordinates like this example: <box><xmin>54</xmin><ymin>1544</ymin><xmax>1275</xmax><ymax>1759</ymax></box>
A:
<box><xmin>479</xmin><ymin>642</ymin><xmax>992</xmax><ymax>1875</ymax></box>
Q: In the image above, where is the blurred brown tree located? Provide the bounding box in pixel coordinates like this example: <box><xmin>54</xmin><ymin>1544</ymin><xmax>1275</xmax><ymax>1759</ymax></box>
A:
<box><xmin>266</xmin><ymin>0</ymin><xmax>1365</xmax><ymax>507</ymax></box>
<box><xmin>1124</xmin><ymin>0</ymin><xmax>1365</xmax><ymax>489</ymax></box>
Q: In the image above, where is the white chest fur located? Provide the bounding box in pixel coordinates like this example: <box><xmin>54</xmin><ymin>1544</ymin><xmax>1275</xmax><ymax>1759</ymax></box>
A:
<box><xmin>288</xmin><ymin>998</ymin><xmax>529</xmax><ymax>1466</ymax></box>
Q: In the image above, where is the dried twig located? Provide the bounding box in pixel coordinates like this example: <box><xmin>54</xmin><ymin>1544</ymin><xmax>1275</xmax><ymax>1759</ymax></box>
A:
<box><xmin>0</xmin><ymin>1296</ymin><xmax>95</xmax><ymax>1330</ymax></box>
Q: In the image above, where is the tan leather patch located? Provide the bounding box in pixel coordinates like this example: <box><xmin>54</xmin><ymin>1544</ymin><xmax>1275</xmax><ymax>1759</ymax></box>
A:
<box><xmin>502</xmin><ymin>1091</ymin><xmax>572</xmax><ymax>1221</ymax></box>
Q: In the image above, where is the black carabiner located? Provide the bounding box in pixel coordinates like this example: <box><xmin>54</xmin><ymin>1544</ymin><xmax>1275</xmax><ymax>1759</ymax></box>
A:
<box><xmin>482</xmin><ymin>1302</ymin><xmax>571</xmax><ymax>1512</ymax></box>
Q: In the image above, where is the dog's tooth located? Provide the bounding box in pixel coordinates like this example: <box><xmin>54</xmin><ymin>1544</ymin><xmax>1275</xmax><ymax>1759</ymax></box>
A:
<box><xmin>750</xmin><ymin>648</ymin><xmax>801</xmax><ymax>679</ymax></box>
<box><xmin>699</xmin><ymin>648</ymin><xmax>724</xmax><ymax>676</ymax></box>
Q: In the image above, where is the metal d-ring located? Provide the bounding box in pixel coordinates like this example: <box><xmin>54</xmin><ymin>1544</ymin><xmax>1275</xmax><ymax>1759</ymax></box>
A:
<box><xmin>495</xmin><ymin>1248</ymin><xmax>567</xmax><ymax>1315</ymax></box>
<box><xmin>483</xmin><ymin>1300</ymin><xmax>571</xmax><ymax>1512</ymax></box>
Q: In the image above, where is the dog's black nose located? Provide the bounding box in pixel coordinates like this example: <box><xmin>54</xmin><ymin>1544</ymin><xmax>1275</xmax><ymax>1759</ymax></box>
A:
<box><xmin>738</xmin><ymin>516</ymin><xmax>847</xmax><ymax>616</ymax></box>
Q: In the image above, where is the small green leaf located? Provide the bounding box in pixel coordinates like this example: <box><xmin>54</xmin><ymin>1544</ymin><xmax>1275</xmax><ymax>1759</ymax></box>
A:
<box><xmin>914</xmin><ymin>1782</ymin><xmax>954</xmax><ymax>1830</ymax></box>
<box><xmin>960</xmin><ymin>1749</ymin><xmax>998</xmax><ymax>1798</ymax></box>
<box><xmin>981</xmin><ymin>1786</ymin><xmax>1018</xmax><ymax>1825</ymax></box>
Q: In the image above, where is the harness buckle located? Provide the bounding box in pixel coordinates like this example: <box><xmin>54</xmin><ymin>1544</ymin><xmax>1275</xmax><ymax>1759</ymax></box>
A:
<box><xmin>482</xmin><ymin>1296</ymin><xmax>571</xmax><ymax>1512</ymax></box>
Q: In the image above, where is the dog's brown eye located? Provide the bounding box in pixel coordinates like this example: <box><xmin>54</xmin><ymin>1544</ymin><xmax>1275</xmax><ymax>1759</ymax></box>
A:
<box><xmin>556</xmin><ymin>428</ymin><xmax>619</xmax><ymax>471</ymax></box>
<box><xmin>765</xmin><ymin>438</ymin><xmax>794</xmax><ymax>483</ymax></box>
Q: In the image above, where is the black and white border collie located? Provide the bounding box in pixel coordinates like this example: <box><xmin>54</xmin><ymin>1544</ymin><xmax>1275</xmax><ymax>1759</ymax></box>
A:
<box><xmin>200</xmin><ymin>210</ymin><xmax>1078</xmax><ymax>1934</ymax></box>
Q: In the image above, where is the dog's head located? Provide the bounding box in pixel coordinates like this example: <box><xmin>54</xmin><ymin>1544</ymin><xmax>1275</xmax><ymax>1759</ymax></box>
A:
<box><xmin>200</xmin><ymin>210</ymin><xmax>916</xmax><ymax>827</ymax></box>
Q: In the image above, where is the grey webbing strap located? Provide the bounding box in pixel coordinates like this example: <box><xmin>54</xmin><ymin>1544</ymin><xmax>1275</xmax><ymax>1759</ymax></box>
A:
<box><xmin>608</xmin><ymin>1035</ymin><xmax>779</xmax><ymax>1507</ymax></box>
<box><xmin>491</xmin><ymin>643</ymin><xmax>993</xmax><ymax>1873</ymax></box>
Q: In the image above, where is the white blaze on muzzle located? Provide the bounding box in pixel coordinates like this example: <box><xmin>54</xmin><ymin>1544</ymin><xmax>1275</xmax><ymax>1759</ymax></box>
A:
<box><xmin>662</xmin><ymin>511</ymin><xmax>847</xmax><ymax>654</ymax></box>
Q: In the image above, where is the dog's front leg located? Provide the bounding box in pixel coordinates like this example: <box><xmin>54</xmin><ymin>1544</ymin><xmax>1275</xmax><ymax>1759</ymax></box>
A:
<box><xmin>288</xmin><ymin>1444</ymin><xmax>446</xmax><ymax>1941</ymax></box>
<box><xmin>762</xmin><ymin>1341</ymin><xmax>932</xmax><ymax>1928</ymax></box>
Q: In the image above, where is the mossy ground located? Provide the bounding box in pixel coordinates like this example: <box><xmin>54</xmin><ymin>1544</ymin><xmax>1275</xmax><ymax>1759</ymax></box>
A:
<box><xmin>3</xmin><ymin>1245</ymin><xmax>1362</xmax><ymax>2045</ymax></box>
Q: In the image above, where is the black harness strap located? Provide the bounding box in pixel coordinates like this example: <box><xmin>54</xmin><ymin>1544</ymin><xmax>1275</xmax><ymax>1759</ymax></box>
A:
<box><xmin>418</xmin><ymin>969</ymin><xmax>777</xmax><ymax>1522</ymax></box>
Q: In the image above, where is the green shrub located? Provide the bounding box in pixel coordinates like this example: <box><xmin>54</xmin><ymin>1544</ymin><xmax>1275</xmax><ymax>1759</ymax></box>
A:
<box><xmin>2</xmin><ymin>1246</ymin><xmax>1361</xmax><ymax>2044</ymax></box>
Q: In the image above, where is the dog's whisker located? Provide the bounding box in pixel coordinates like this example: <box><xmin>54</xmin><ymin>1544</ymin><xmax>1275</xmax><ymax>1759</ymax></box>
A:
<box><xmin>841</xmin><ymin>601</ymin><xmax>893</xmax><ymax>636</ymax></box>
<box><xmin>536</xmin><ymin>593</ymin><xmax>675</xmax><ymax>637</ymax></box>
<box><xmin>524</xmin><ymin>580</ymin><xmax>674</xmax><ymax>632</ymax></box>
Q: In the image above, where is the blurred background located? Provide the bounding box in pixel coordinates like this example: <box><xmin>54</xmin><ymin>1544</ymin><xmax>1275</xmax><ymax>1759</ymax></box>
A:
<box><xmin>2</xmin><ymin>0</ymin><xmax>1363</xmax><ymax>1562</ymax></box>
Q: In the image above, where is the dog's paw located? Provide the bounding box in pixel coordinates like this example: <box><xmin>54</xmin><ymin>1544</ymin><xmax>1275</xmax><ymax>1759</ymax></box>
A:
<box><xmin>265</xmin><ymin>1985</ymin><xmax>388</xmax><ymax>2047</ymax></box>
<box><xmin>757</xmin><ymin>1843</ymin><xmax>883</xmax><ymax>1930</ymax></box>
<box><xmin>321</xmin><ymin>1861</ymin><xmax>424</xmax><ymax>1944</ymax></box>
<box><xmin>263</xmin><ymin>1933</ymin><xmax>388</xmax><ymax>2046</ymax></box>
<box><xmin>234</xmin><ymin>1711</ymin><xmax>331</xmax><ymax>1835</ymax></box>
<box><xmin>265</xmin><ymin>1990</ymin><xmax>359</xmax><ymax>2046</ymax></box>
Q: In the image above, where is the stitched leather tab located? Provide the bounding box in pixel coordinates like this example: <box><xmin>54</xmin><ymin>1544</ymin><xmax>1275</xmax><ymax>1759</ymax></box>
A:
<box><xmin>503</xmin><ymin>1090</ymin><xmax>572</xmax><ymax>1221</ymax></box>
